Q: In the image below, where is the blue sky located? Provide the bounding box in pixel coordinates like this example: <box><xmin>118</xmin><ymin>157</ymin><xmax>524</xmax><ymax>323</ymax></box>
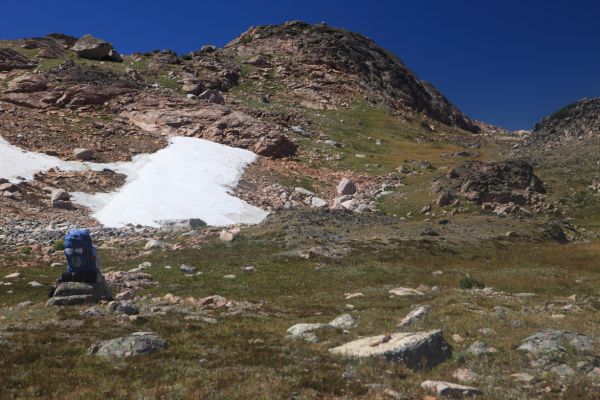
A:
<box><xmin>2</xmin><ymin>0</ymin><xmax>599</xmax><ymax>130</ymax></box>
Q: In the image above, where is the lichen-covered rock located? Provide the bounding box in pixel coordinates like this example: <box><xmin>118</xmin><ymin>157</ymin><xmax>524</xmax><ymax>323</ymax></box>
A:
<box><xmin>87</xmin><ymin>332</ymin><xmax>165</xmax><ymax>357</ymax></box>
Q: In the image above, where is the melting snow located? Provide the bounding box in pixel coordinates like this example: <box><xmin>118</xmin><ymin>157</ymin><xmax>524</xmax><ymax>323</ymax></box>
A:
<box><xmin>0</xmin><ymin>136</ymin><xmax>267</xmax><ymax>227</ymax></box>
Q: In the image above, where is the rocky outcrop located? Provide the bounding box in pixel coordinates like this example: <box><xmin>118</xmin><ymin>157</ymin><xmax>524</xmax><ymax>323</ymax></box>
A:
<box><xmin>433</xmin><ymin>160</ymin><xmax>545</xmax><ymax>207</ymax></box>
<box><xmin>226</xmin><ymin>21</ymin><xmax>478</xmax><ymax>132</ymax></box>
<box><xmin>72</xmin><ymin>35</ymin><xmax>122</xmax><ymax>62</ymax></box>
<box><xmin>329</xmin><ymin>330</ymin><xmax>451</xmax><ymax>369</ymax></box>
<box><xmin>122</xmin><ymin>99</ymin><xmax>297</xmax><ymax>158</ymax></box>
<box><xmin>0</xmin><ymin>48</ymin><xmax>37</xmax><ymax>71</ymax></box>
<box><xmin>2</xmin><ymin>65</ymin><xmax>136</xmax><ymax>109</ymax></box>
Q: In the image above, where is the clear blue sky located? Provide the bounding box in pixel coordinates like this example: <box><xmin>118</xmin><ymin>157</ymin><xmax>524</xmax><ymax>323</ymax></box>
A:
<box><xmin>2</xmin><ymin>0</ymin><xmax>599</xmax><ymax>130</ymax></box>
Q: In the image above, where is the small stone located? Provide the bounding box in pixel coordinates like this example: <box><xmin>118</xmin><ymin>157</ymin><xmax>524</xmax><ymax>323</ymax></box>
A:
<box><xmin>4</xmin><ymin>272</ymin><xmax>21</xmax><ymax>279</ymax></box>
<box><xmin>478</xmin><ymin>327</ymin><xmax>496</xmax><ymax>336</ymax></box>
<box><xmin>344</xmin><ymin>292</ymin><xmax>364</xmax><ymax>299</ymax></box>
<box><xmin>180</xmin><ymin>264</ymin><xmax>197</xmax><ymax>274</ymax></box>
<box><xmin>311</xmin><ymin>197</ymin><xmax>328</xmax><ymax>208</ymax></box>
<box><xmin>223</xmin><ymin>274</ymin><xmax>236</xmax><ymax>279</ymax></box>
<box><xmin>219</xmin><ymin>230</ymin><xmax>236</xmax><ymax>242</ymax></box>
<box><xmin>511</xmin><ymin>372</ymin><xmax>535</xmax><ymax>383</ymax></box>
<box><xmin>467</xmin><ymin>341</ymin><xmax>498</xmax><ymax>356</ymax></box>
<box><xmin>287</xmin><ymin>323</ymin><xmax>329</xmax><ymax>338</ymax></box>
<box><xmin>453</xmin><ymin>368</ymin><xmax>479</xmax><ymax>383</ymax></box>
<box><xmin>27</xmin><ymin>281</ymin><xmax>43</xmax><ymax>287</ymax></box>
<box><xmin>144</xmin><ymin>239</ymin><xmax>168</xmax><ymax>250</ymax></box>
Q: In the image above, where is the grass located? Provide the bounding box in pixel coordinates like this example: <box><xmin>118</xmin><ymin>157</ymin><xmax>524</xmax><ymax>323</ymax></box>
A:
<box><xmin>1</xmin><ymin>225</ymin><xmax>599</xmax><ymax>399</ymax></box>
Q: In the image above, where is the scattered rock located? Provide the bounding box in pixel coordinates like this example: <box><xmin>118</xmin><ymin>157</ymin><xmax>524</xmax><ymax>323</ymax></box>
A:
<box><xmin>4</xmin><ymin>272</ymin><xmax>21</xmax><ymax>279</ymax></box>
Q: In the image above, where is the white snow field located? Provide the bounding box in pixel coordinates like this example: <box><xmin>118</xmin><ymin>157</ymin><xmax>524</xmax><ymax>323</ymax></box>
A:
<box><xmin>0</xmin><ymin>136</ymin><xmax>268</xmax><ymax>227</ymax></box>
<box><xmin>0</xmin><ymin>137</ymin><xmax>84</xmax><ymax>181</ymax></box>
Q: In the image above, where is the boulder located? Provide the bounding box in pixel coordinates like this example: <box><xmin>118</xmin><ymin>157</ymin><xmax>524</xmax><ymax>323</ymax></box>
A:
<box><xmin>329</xmin><ymin>330</ymin><xmax>452</xmax><ymax>370</ymax></box>
<box><xmin>0</xmin><ymin>183</ymin><xmax>19</xmax><ymax>193</ymax></box>
<box><xmin>87</xmin><ymin>332</ymin><xmax>165</xmax><ymax>357</ymax></box>
<box><xmin>336</xmin><ymin>178</ymin><xmax>357</xmax><ymax>195</ymax></box>
<box><xmin>198</xmin><ymin>89</ymin><xmax>225</xmax><ymax>105</ymax></box>
<box><xmin>421</xmin><ymin>380</ymin><xmax>482</xmax><ymax>397</ymax></box>
<box><xmin>73</xmin><ymin>148</ymin><xmax>94</xmax><ymax>161</ymax></box>
<box><xmin>50</xmin><ymin>188</ymin><xmax>73</xmax><ymax>209</ymax></box>
<box><xmin>72</xmin><ymin>35</ymin><xmax>122</xmax><ymax>62</ymax></box>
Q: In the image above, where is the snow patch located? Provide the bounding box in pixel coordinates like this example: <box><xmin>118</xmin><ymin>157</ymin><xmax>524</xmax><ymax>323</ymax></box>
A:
<box><xmin>0</xmin><ymin>136</ymin><xmax>267</xmax><ymax>227</ymax></box>
<box><xmin>0</xmin><ymin>137</ymin><xmax>84</xmax><ymax>182</ymax></box>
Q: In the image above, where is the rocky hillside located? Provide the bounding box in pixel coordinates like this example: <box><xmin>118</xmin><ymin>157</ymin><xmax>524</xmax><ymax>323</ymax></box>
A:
<box><xmin>527</xmin><ymin>97</ymin><xmax>600</xmax><ymax>148</ymax></box>
<box><xmin>225</xmin><ymin>21</ymin><xmax>479</xmax><ymax>132</ymax></box>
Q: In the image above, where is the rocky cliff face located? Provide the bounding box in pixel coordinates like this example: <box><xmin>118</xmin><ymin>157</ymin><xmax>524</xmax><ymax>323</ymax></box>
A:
<box><xmin>225</xmin><ymin>21</ymin><xmax>479</xmax><ymax>132</ymax></box>
<box><xmin>528</xmin><ymin>97</ymin><xmax>600</xmax><ymax>148</ymax></box>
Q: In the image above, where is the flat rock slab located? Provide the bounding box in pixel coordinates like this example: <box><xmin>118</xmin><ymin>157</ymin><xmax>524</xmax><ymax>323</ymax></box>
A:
<box><xmin>47</xmin><ymin>275</ymin><xmax>112</xmax><ymax>306</ymax></box>
<box><xmin>47</xmin><ymin>294</ymin><xmax>93</xmax><ymax>306</ymax></box>
<box><xmin>389</xmin><ymin>287</ymin><xmax>423</xmax><ymax>297</ymax></box>
<box><xmin>421</xmin><ymin>380</ymin><xmax>482</xmax><ymax>397</ymax></box>
<box><xmin>329</xmin><ymin>330</ymin><xmax>451</xmax><ymax>369</ymax></box>
<box><xmin>88</xmin><ymin>332</ymin><xmax>165</xmax><ymax>358</ymax></box>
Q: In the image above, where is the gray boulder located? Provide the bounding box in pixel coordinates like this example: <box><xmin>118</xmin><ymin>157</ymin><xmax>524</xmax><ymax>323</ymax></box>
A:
<box><xmin>329</xmin><ymin>330</ymin><xmax>452</xmax><ymax>370</ymax></box>
<box><xmin>73</xmin><ymin>35</ymin><xmax>122</xmax><ymax>62</ymax></box>
<box><xmin>88</xmin><ymin>332</ymin><xmax>165</xmax><ymax>358</ymax></box>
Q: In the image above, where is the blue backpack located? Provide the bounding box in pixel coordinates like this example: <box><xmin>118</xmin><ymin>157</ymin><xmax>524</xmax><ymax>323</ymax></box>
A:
<box><xmin>64</xmin><ymin>229</ymin><xmax>97</xmax><ymax>274</ymax></box>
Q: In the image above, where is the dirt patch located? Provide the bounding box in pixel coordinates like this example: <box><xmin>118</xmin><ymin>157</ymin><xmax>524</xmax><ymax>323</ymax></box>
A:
<box><xmin>34</xmin><ymin>169</ymin><xmax>126</xmax><ymax>193</ymax></box>
<box><xmin>0</xmin><ymin>102</ymin><xmax>166</xmax><ymax>162</ymax></box>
